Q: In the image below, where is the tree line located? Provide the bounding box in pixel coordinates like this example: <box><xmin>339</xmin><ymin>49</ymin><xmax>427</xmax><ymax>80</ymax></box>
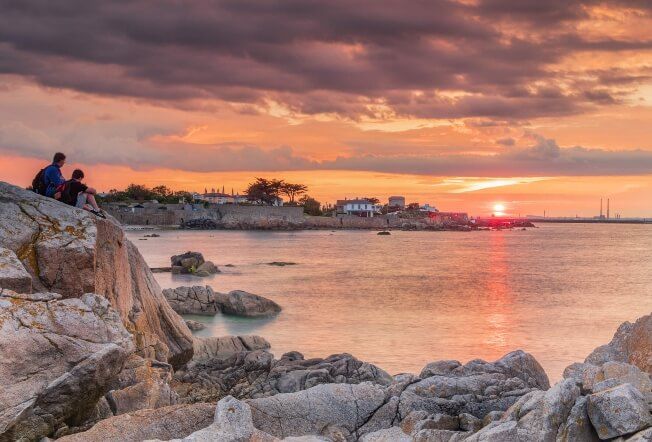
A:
<box><xmin>98</xmin><ymin>179</ymin><xmax>324</xmax><ymax>215</ymax></box>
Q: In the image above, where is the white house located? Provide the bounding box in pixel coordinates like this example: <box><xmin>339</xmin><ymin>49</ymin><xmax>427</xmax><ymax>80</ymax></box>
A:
<box><xmin>338</xmin><ymin>199</ymin><xmax>382</xmax><ymax>217</ymax></box>
<box><xmin>420</xmin><ymin>203</ymin><xmax>439</xmax><ymax>213</ymax></box>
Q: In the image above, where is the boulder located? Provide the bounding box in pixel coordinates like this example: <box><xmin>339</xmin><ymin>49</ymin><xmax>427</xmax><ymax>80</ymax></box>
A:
<box><xmin>587</xmin><ymin>383</ymin><xmax>652</xmax><ymax>439</ymax></box>
<box><xmin>564</xmin><ymin>361</ymin><xmax>652</xmax><ymax>395</ymax></box>
<box><xmin>105</xmin><ymin>354</ymin><xmax>178</xmax><ymax>416</ymax></box>
<box><xmin>0</xmin><ymin>291</ymin><xmax>134</xmax><ymax>441</ymax></box>
<box><xmin>185</xmin><ymin>319</ymin><xmax>207</xmax><ymax>331</ymax></box>
<box><xmin>214</xmin><ymin>290</ymin><xmax>282</xmax><ymax>317</ymax></box>
<box><xmin>173</xmin><ymin>349</ymin><xmax>392</xmax><ymax>403</ymax></box>
<box><xmin>0</xmin><ymin>182</ymin><xmax>194</xmax><ymax>368</ymax></box>
<box><xmin>247</xmin><ymin>382</ymin><xmax>389</xmax><ymax>440</ymax></box>
<box><xmin>171</xmin><ymin>251</ymin><xmax>205</xmax><ymax>274</ymax></box>
<box><xmin>196</xmin><ymin>261</ymin><xmax>219</xmax><ymax>274</ymax></box>
<box><xmin>56</xmin><ymin>403</ymin><xmax>215</xmax><ymax>442</ymax></box>
<box><xmin>192</xmin><ymin>335</ymin><xmax>271</xmax><ymax>360</ymax></box>
<box><xmin>556</xmin><ymin>395</ymin><xmax>600</xmax><ymax>442</ymax></box>
<box><xmin>398</xmin><ymin>351</ymin><xmax>549</xmax><ymax>419</ymax></box>
<box><xmin>162</xmin><ymin>286</ymin><xmax>219</xmax><ymax>316</ymax></box>
<box><xmin>467</xmin><ymin>378</ymin><xmax>581</xmax><ymax>441</ymax></box>
<box><xmin>0</xmin><ymin>247</ymin><xmax>32</xmax><ymax>293</ymax></box>
<box><xmin>155</xmin><ymin>396</ymin><xmax>276</xmax><ymax>442</ymax></box>
<box><xmin>585</xmin><ymin>313</ymin><xmax>652</xmax><ymax>374</ymax></box>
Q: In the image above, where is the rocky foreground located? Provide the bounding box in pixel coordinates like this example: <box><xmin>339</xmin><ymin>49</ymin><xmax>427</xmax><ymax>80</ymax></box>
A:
<box><xmin>1</xmin><ymin>181</ymin><xmax>651</xmax><ymax>442</ymax></box>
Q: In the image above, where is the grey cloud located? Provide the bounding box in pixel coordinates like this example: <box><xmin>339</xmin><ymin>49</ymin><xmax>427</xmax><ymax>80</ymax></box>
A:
<box><xmin>0</xmin><ymin>0</ymin><xmax>651</xmax><ymax>119</ymax></box>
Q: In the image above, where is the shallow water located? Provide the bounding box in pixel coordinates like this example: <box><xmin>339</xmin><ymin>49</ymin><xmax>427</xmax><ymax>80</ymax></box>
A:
<box><xmin>127</xmin><ymin>224</ymin><xmax>652</xmax><ymax>381</ymax></box>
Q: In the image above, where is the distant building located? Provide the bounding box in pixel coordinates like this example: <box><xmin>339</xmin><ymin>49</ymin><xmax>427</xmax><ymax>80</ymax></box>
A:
<box><xmin>198</xmin><ymin>192</ymin><xmax>234</xmax><ymax>204</ymax></box>
<box><xmin>388</xmin><ymin>196</ymin><xmax>406</xmax><ymax>208</ymax></box>
<box><xmin>336</xmin><ymin>198</ymin><xmax>382</xmax><ymax>217</ymax></box>
<box><xmin>420</xmin><ymin>203</ymin><xmax>439</xmax><ymax>213</ymax></box>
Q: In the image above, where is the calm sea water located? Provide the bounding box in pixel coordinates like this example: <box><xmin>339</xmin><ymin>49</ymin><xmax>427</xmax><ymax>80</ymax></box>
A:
<box><xmin>127</xmin><ymin>224</ymin><xmax>652</xmax><ymax>381</ymax></box>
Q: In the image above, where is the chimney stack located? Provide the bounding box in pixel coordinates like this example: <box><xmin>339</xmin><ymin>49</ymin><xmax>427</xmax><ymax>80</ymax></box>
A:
<box><xmin>607</xmin><ymin>199</ymin><xmax>610</xmax><ymax>219</ymax></box>
<box><xmin>600</xmin><ymin>198</ymin><xmax>603</xmax><ymax>218</ymax></box>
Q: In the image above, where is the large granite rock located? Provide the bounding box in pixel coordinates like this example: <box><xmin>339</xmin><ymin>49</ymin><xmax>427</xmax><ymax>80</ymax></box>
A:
<box><xmin>585</xmin><ymin>313</ymin><xmax>652</xmax><ymax>374</ymax></box>
<box><xmin>587</xmin><ymin>383</ymin><xmax>652</xmax><ymax>439</ymax></box>
<box><xmin>105</xmin><ymin>354</ymin><xmax>178</xmax><ymax>416</ymax></box>
<box><xmin>173</xmin><ymin>350</ymin><xmax>392</xmax><ymax>403</ymax></box>
<box><xmin>162</xmin><ymin>285</ymin><xmax>219</xmax><ymax>316</ymax></box>
<box><xmin>248</xmin><ymin>382</ymin><xmax>389</xmax><ymax>440</ymax></box>
<box><xmin>192</xmin><ymin>335</ymin><xmax>271</xmax><ymax>360</ymax></box>
<box><xmin>215</xmin><ymin>290</ymin><xmax>282</xmax><ymax>317</ymax></box>
<box><xmin>0</xmin><ymin>181</ymin><xmax>193</xmax><ymax>368</ymax></box>
<box><xmin>398</xmin><ymin>350</ymin><xmax>550</xmax><ymax>419</ymax></box>
<box><xmin>0</xmin><ymin>291</ymin><xmax>134</xmax><ymax>441</ymax></box>
<box><xmin>170</xmin><ymin>251</ymin><xmax>219</xmax><ymax>276</ymax></box>
<box><xmin>57</xmin><ymin>403</ymin><xmax>215</xmax><ymax>442</ymax></box>
<box><xmin>0</xmin><ymin>246</ymin><xmax>32</xmax><ymax>293</ymax></box>
<box><xmin>466</xmin><ymin>378</ymin><xmax>581</xmax><ymax>441</ymax></box>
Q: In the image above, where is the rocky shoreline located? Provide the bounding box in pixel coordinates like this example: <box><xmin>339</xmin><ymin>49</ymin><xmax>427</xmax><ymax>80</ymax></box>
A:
<box><xmin>1</xmin><ymin>181</ymin><xmax>651</xmax><ymax>441</ymax></box>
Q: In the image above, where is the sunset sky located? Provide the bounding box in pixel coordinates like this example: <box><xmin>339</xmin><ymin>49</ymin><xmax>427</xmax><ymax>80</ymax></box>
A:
<box><xmin>1</xmin><ymin>1</ymin><xmax>652</xmax><ymax>216</ymax></box>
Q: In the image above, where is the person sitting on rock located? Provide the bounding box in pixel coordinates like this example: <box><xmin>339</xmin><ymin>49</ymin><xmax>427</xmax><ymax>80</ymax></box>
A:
<box><xmin>66</xmin><ymin>169</ymin><xmax>106</xmax><ymax>218</ymax></box>
<box><xmin>43</xmin><ymin>152</ymin><xmax>67</xmax><ymax>199</ymax></box>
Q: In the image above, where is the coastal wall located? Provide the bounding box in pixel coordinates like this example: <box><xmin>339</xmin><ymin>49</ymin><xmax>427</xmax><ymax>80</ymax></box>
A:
<box><xmin>106</xmin><ymin>205</ymin><xmax>303</xmax><ymax>226</ymax></box>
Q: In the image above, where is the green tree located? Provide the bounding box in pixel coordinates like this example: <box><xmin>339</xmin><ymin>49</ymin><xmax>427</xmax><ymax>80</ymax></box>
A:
<box><xmin>124</xmin><ymin>184</ymin><xmax>154</xmax><ymax>201</ymax></box>
<box><xmin>300</xmin><ymin>195</ymin><xmax>322</xmax><ymax>216</ymax></box>
<box><xmin>245</xmin><ymin>178</ymin><xmax>284</xmax><ymax>205</ymax></box>
<box><xmin>363</xmin><ymin>197</ymin><xmax>380</xmax><ymax>205</ymax></box>
<box><xmin>280</xmin><ymin>182</ymin><xmax>308</xmax><ymax>204</ymax></box>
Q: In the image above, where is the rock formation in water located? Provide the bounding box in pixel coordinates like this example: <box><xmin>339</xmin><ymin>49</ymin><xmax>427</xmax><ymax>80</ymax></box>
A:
<box><xmin>162</xmin><ymin>285</ymin><xmax>220</xmax><ymax>316</ymax></box>
<box><xmin>1</xmin><ymin>180</ymin><xmax>650</xmax><ymax>441</ymax></box>
<box><xmin>163</xmin><ymin>285</ymin><xmax>282</xmax><ymax>318</ymax></box>
<box><xmin>170</xmin><ymin>252</ymin><xmax>219</xmax><ymax>277</ymax></box>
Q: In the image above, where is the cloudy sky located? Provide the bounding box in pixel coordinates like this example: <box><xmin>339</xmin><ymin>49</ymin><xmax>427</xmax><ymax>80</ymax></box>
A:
<box><xmin>1</xmin><ymin>0</ymin><xmax>652</xmax><ymax>216</ymax></box>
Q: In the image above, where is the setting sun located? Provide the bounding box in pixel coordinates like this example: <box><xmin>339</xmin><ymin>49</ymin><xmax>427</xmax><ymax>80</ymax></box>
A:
<box><xmin>493</xmin><ymin>203</ymin><xmax>506</xmax><ymax>214</ymax></box>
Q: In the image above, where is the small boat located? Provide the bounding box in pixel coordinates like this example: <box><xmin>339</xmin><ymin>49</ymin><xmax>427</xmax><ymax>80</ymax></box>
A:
<box><xmin>377</xmin><ymin>231</ymin><xmax>391</xmax><ymax>235</ymax></box>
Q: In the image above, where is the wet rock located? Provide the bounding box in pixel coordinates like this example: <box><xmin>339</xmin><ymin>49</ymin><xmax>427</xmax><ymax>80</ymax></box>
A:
<box><xmin>185</xmin><ymin>319</ymin><xmax>207</xmax><ymax>331</ymax></box>
<box><xmin>587</xmin><ymin>383</ymin><xmax>652</xmax><ymax>439</ymax></box>
<box><xmin>0</xmin><ymin>292</ymin><xmax>134</xmax><ymax>441</ymax></box>
<box><xmin>196</xmin><ymin>261</ymin><xmax>219</xmax><ymax>274</ymax></box>
<box><xmin>56</xmin><ymin>403</ymin><xmax>215</xmax><ymax>442</ymax></box>
<box><xmin>0</xmin><ymin>246</ymin><xmax>32</xmax><ymax>293</ymax></box>
<box><xmin>215</xmin><ymin>290</ymin><xmax>282</xmax><ymax>317</ymax></box>
<box><xmin>162</xmin><ymin>285</ymin><xmax>219</xmax><ymax>315</ymax></box>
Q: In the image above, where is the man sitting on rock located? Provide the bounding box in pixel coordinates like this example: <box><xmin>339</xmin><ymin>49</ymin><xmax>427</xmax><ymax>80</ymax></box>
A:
<box><xmin>43</xmin><ymin>152</ymin><xmax>67</xmax><ymax>199</ymax></box>
<box><xmin>65</xmin><ymin>169</ymin><xmax>106</xmax><ymax>218</ymax></box>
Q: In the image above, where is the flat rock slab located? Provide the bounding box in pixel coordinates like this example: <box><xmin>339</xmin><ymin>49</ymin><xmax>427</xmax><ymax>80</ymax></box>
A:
<box><xmin>57</xmin><ymin>403</ymin><xmax>215</xmax><ymax>442</ymax></box>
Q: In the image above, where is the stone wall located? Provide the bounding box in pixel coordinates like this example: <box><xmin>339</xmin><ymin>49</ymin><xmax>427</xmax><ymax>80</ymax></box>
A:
<box><xmin>106</xmin><ymin>205</ymin><xmax>303</xmax><ymax>226</ymax></box>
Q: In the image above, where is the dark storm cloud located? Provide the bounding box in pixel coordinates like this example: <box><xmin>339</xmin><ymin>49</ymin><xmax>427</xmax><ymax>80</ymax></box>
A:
<box><xmin>0</xmin><ymin>0</ymin><xmax>651</xmax><ymax>119</ymax></box>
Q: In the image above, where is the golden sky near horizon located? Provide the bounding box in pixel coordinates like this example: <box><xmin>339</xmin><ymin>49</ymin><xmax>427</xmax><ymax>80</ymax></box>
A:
<box><xmin>1</xmin><ymin>1</ymin><xmax>652</xmax><ymax>216</ymax></box>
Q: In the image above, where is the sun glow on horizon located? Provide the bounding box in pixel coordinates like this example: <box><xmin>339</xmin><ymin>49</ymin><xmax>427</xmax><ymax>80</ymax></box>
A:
<box><xmin>493</xmin><ymin>203</ymin><xmax>506</xmax><ymax>216</ymax></box>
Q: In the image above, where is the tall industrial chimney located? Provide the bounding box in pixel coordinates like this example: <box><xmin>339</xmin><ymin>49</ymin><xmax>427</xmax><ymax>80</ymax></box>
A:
<box><xmin>600</xmin><ymin>198</ymin><xmax>603</xmax><ymax>218</ymax></box>
<box><xmin>607</xmin><ymin>199</ymin><xmax>610</xmax><ymax>219</ymax></box>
